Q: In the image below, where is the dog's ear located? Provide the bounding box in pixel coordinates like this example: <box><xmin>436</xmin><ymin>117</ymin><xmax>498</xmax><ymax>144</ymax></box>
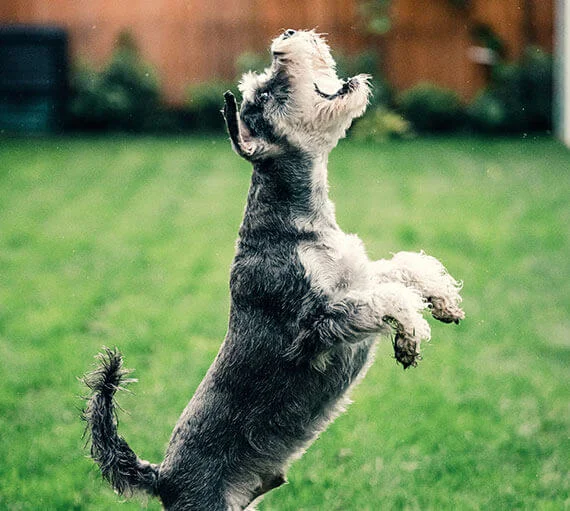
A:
<box><xmin>222</xmin><ymin>91</ymin><xmax>282</xmax><ymax>162</ymax></box>
<box><xmin>222</xmin><ymin>91</ymin><xmax>255</xmax><ymax>160</ymax></box>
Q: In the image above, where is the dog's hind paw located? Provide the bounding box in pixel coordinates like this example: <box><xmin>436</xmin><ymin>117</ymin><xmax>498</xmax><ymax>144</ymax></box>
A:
<box><xmin>429</xmin><ymin>297</ymin><xmax>465</xmax><ymax>324</ymax></box>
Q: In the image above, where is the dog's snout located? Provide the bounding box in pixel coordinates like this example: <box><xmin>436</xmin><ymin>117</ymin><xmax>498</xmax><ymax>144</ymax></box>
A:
<box><xmin>283</xmin><ymin>29</ymin><xmax>296</xmax><ymax>39</ymax></box>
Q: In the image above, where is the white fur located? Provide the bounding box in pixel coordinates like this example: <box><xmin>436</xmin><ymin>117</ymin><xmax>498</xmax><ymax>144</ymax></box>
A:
<box><xmin>239</xmin><ymin>30</ymin><xmax>371</xmax><ymax>155</ymax></box>
<box><xmin>298</xmin><ymin>229</ymin><xmax>371</xmax><ymax>300</ymax></box>
<box><xmin>299</xmin><ymin>230</ymin><xmax>431</xmax><ymax>343</ymax></box>
<box><xmin>371</xmin><ymin>251</ymin><xmax>464</xmax><ymax>320</ymax></box>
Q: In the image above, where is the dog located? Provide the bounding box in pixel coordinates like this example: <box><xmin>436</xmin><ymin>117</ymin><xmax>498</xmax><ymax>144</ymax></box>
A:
<box><xmin>83</xmin><ymin>29</ymin><xmax>464</xmax><ymax>510</ymax></box>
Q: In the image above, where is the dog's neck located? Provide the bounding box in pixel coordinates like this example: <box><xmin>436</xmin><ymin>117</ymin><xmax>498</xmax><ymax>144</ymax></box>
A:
<box><xmin>238</xmin><ymin>151</ymin><xmax>338</xmax><ymax>245</ymax></box>
<box><xmin>296</xmin><ymin>152</ymin><xmax>337</xmax><ymax>233</ymax></box>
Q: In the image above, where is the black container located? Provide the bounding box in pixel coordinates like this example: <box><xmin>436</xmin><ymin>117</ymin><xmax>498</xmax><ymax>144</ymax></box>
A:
<box><xmin>0</xmin><ymin>25</ymin><xmax>68</xmax><ymax>133</ymax></box>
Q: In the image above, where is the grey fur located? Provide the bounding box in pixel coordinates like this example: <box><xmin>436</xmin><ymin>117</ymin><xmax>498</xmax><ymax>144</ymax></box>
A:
<box><xmin>82</xmin><ymin>30</ymin><xmax>464</xmax><ymax>510</ymax></box>
<box><xmin>82</xmin><ymin>348</ymin><xmax>159</xmax><ymax>496</ymax></box>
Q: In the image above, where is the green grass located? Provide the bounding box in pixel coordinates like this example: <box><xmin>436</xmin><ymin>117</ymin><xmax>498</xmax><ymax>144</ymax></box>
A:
<box><xmin>0</xmin><ymin>135</ymin><xmax>569</xmax><ymax>510</ymax></box>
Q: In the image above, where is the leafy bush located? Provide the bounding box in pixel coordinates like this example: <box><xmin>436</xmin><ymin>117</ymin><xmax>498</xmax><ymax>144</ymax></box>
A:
<box><xmin>358</xmin><ymin>0</ymin><xmax>392</xmax><ymax>35</ymax></box>
<box><xmin>468</xmin><ymin>46</ymin><xmax>552</xmax><ymax>133</ymax></box>
<box><xmin>183</xmin><ymin>50</ymin><xmax>269</xmax><ymax>134</ymax></box>
<box><xmin>351</xmin><ymin>107</ymin><xmax>412</xmax><ymax>142</ymax></box>
<box><xmin>186</xmin><ymin>81</ymin><xmax>234</xmax><ymax>132</ymax></box>
<box><xmin>69</xmin><ymin>32</ymin><xmax>161</xmax><ymax>131</ymax></box>
<box><xmin>467</xmin><ymin>91</ymin><xmax>507</xmax><ymax>132</ymax></box>
<box><xmin>398</xmin><ymin>83</ymin><xmax>464</xmax><ymax>132</ymax></box>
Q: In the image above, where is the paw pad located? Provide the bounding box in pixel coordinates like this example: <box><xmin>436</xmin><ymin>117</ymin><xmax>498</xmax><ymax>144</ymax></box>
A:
<box><xmin>393</xmin><ymin>332</ymin><xmax>421</xmax><ymax>369</ymax></box>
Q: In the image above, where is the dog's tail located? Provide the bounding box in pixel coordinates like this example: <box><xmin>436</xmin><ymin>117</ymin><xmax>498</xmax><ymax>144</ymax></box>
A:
<box><xmin>82</xmin><ymin>347</ymin><xmax>159</xmax><ymax>497</ymax></box>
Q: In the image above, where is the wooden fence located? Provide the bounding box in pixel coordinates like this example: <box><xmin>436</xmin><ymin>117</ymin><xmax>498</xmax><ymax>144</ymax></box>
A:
<box><xmin>0</xmin><ymin>0</ymin><xmax>553</xmax><ymax>104</ymax></box>
<box><xmin>385</xmin><ymin>0</ymin><xmax>554</xmax><ymax>99</ymax></box>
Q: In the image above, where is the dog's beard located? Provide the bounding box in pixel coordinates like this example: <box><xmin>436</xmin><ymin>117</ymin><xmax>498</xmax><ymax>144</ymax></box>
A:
<box><xmin>271</xmin><ymin>31</ymin><xmax>371</xmax><ymax>149</ymax></box>
<box><xmin>237</xmin><ymin>30</ymin><xmax>371</xmax><ymax>153</ymax></box>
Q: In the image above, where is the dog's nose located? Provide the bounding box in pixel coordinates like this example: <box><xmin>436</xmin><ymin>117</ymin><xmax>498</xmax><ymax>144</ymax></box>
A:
<box><xmin>283</xmin><ymin>29</ymin><xmax>296</xmax><ymax>39</ymax></box>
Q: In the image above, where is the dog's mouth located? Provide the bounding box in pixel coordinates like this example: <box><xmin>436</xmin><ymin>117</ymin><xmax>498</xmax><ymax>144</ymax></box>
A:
<box><xmin>314</xmin><ymin>77</ymin><xmax>361</xmax><ymax>101</ymax></box>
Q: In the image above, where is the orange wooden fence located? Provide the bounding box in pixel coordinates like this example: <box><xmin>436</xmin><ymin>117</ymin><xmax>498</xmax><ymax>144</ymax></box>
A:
<box><xmin>385</xmin><ymin>0</ymin><xmax>554</xmax><ymax>99</ymax></box>
<box><xmin>0</xmin><ymin>0</ymin><xmax>553</xmax><ymax>104</ymax></box>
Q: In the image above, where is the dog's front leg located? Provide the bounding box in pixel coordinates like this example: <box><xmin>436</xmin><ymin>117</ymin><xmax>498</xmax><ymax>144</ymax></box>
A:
<box><xmin>370</xmin><ymin>251</ymin><xmax>464</xmax><ymax>325</ymax></box>
<box><xmin>289</xmin><ymin>282</ymin><xmax>431</xmax><ymax>368</ymax></box>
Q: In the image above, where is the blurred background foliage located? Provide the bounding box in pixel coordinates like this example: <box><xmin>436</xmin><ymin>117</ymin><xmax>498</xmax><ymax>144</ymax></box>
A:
<box><xmin>64</xmin><ymin>17</ymin><xmax>553</xmax><ymax>138</ymax></box>
<box><xmin>68</xmin><ymin>32</ymin><xmax>161</xmax><ymax>132</ymax></box>
<box><xmin>468</xmin><ymin>47</ymin><xmax>553</xmax><ymax>133</ymax></box>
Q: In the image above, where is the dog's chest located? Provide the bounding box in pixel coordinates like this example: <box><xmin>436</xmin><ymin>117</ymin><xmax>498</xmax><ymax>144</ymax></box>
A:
<box><xmin>298</xmin><ymin>230</ymin><xmax>370</xmax><ymax>298</ymax></box>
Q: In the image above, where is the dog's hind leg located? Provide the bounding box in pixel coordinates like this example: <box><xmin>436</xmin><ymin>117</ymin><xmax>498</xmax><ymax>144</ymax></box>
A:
<box><xmin>371</xmin><ymin>251</ymin><xmax>464</xmax><ymax>324</ymax></box>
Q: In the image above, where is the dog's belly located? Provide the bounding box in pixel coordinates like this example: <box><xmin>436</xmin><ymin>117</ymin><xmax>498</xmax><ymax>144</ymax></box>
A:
<box><xmin>219</xmin><ymin>319</ymin><xmax>377</xmax><ymax>458</ymax></box>
<box><xmin>161</xmin><ymin>322</ymin><xmax>375</xmax><ymax>462</ymax></box>
<box><xmin>299</xmin><ymin>337</ymin><xmax>377</xmax><ymax>448</ymax></box>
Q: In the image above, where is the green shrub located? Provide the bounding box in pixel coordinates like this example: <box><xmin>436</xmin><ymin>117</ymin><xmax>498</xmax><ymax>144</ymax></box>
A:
<box><xmin>518</xmin><ymin>47</ymin><xmax>553</xmax><ymax>130</ymax></box>
<box><xmin>467</xmin><ymin>90</ymin><xmax>507</xmax><ymax>132</ymax></box>
<box><xmin>69</xmin><ymin>32</ymin><xmax>161</xmax><ymax>131</ymax></box>
<box><xmin>467</xmin><ymin>46</ymin><xmax>552</xmax><ymax>133</ymax></box>
<box><xmin>398</xmin><ymin>83</ymin><xmax>464</xmax><ymax>132</ymax></box>
<box><xmin>186</xmin><ymin>81</ymin><xmax>234</xmax><ymax>132</ymax></box>
<box><xmin>351</xmin><ymin>107</ymin><xmax>412</xmax><ymax>142</ymax></box>
<box><xmin>358</xmin><ymin>0</ymin><xmax>392</xmax><ymax>35</ymax></box>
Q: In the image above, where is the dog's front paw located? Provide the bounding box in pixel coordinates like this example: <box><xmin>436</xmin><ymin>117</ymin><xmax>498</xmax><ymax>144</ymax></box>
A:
<box><xmin>393</xmin><ymin>330</ymin><xmax>421</xmax><ymax>369</ymax></box>
<box><xmin>382</xmin><ymin>309</ymin><xmax>430</xmax><ymax>370</ymax></box>
<box><xmin>429</xmin><ymin>296</ymin><xmax>465</xmax><ymax>324</ymax></box>
<box><xmin>391</xmin><ymin>316</ymin><xmax>429</xmax><ymax>369</ymax></box>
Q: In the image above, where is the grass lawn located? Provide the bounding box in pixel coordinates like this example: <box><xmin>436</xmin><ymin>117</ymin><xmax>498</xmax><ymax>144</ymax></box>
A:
<box><xmin>0</xmin><ymin>135</ymin><xmax>569</xmax><ymax>510</ymax></box>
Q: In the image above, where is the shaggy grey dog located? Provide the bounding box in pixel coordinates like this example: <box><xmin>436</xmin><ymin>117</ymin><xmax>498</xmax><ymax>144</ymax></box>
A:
<box><xmin>83</xmin><ymin>29</ymin><xmax>464</xmax><ymax>511</ymax></box>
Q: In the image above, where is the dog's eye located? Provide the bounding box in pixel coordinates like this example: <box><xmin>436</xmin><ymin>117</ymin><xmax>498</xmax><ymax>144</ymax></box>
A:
<box><xmin>257</xmin><ymin>92</ymin><xmax>270</xmax><ymax>104</ymax></box>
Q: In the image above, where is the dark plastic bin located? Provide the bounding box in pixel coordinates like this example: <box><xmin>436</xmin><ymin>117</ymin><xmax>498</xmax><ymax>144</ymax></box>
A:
<box><xmin>0</xmin><ymin>25</ymin><xmax>68</xmax><ymax>133</ymax></box>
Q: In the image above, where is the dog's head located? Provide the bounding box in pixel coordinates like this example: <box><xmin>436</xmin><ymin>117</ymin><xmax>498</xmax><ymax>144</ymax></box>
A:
<box><xmin>223</xmin><ymin>30</ymin><xmax>371</xmax><ymax>162</ymax></box>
